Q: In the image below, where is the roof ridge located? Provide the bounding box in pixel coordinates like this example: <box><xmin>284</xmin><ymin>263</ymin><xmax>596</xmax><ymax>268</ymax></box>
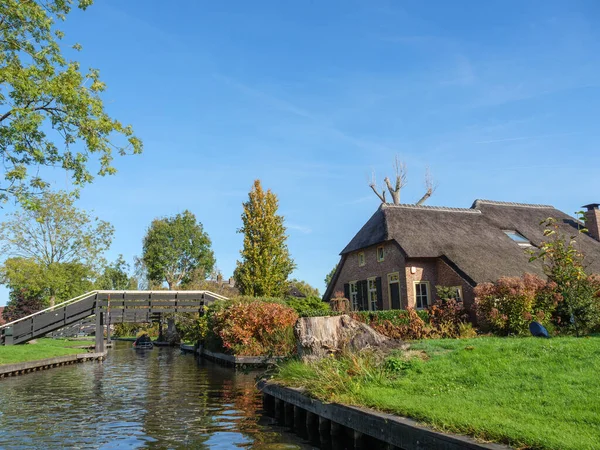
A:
<box><xmin>472</xmin><ymin>199</ymin><xmax>554</xmax><ymax>209</ymax></box>
<box><xmin>382</xmin><ymin>203</ymin><xmax>481</xmax><ymax>214</ymax></box>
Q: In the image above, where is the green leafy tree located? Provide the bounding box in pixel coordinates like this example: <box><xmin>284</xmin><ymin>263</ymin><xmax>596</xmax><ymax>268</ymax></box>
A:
<box><xmin>530</xmin><ymin>216</ymin><xmax>600</xmax><ymax>335</ymax></box>
<box><xmin>324</xmin><ymin>264</ymin><xmax>337</xmax><ymax>288</ymax></box>
<box><xmin>0</xmin><ymin>0</ymin><xmax>142</xmax><ymax>205</ymax></box>
<box><xmin>288</xmin><ymin>279</ymin><xmax>320</xmax><ymax>297</ymax></box>
<box><xmin>0</xmin><ymin>257</ymin><xmax>94</xmax><ymax>308</ymax></box>
<box><xmin>234</xmin><ymin>180</ymin><xmax>295</xmax><ymax>296</ymax></box>
<box><xmin>0</xmin><ymin>190</ymin><xmax>112</xmax><ymax>305</ymax></box>
<box><xmin>0</xmin><ymin>190</ymin><xmax>113</xmax><ymax>268</ymax></box>
<box><xmin>95</xmin><ymin>255</ymin><xmax>132</xmax><ymax>290</ymax></box>
<box><xmin>142</xmin><ymin>210</ymin><xmax>215</xmax><ymax>289</ymax></box>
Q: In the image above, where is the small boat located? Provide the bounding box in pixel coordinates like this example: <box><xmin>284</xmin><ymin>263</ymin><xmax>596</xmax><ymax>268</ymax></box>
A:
<box><xmin>133</xmin><ymin>341</ymin><xmax>154</xmax><ymax>350</ymax></box>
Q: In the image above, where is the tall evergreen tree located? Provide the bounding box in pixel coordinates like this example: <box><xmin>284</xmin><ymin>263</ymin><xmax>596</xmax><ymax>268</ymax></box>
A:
<box><xmin>234</xmin><ymin>180</ymin><xmax>295</xmax><ymax>296</ymax></box>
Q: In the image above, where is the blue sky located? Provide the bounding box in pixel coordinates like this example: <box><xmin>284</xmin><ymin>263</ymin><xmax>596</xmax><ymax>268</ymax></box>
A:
<box><xmin>2</xmin><ymin>0</ymin><xmax>600</xmax><ymax>306</ymax></box>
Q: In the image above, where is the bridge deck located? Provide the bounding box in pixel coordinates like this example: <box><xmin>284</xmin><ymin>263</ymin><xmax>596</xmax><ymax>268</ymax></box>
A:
<box><xmin>0</xmin><ymin>290</ymin><xmax>228</xmax><ymax>350</ymax></box>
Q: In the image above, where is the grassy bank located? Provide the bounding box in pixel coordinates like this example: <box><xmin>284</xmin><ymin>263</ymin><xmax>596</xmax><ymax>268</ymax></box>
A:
<box><xmin>0</xmin><ymin>338</ymin><xmax>84</xmax><ymax>365</ymax></box>
<box><xmin>274</xmin><ymin>336</ymin><xmax>600</xmax><ymax>450</ymax></box>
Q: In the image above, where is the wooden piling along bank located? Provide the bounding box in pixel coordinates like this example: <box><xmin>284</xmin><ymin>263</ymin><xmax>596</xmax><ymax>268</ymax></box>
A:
<box><xmin>259</xmin><ymin>382</ymin><xmax>511</xmax><ymax>450</ymax></box>
<box><xmin>180</xmin><ymin>344</ymin><xmax>284</xmax><ymax>369</ymax></box>
<box><xmin>0</xmin><ymin>352</ymin><xmax>107</xmax><ymax>378</ymax></box>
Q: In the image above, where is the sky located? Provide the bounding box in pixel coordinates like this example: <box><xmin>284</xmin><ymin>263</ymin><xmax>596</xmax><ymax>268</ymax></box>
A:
<box><xmin>2</xmin><ymin>0</ymin><xmax>600</xmax><ymax>306</ymax></box>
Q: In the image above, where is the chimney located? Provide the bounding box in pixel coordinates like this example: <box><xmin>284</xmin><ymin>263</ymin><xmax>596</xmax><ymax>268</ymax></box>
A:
<box><xmin>583</xmin><ymin>203</ymin><xmax>600</xmax><ymax>241</ymax></box>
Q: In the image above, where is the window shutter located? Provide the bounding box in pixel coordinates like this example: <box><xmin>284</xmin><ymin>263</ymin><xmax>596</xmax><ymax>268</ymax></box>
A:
<box><xmin>375</xmin><ymin>277</ymin><xmax>383</xmax><ymax>310</ymax></box>
<box><xmin>343</xmin><ymin>283</ymin><xmax>350</xmax><ymax>301</ymax></box>
<box><xmin>359</xmin><ymin>280</ymin><xmax>369</xmax><ymax>311</ymax></box>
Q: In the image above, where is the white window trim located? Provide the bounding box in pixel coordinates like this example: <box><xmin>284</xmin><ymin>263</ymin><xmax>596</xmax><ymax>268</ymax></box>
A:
<box><xmin>349</xmin><ymin>280</ymin><xmax>359</xmax><ymax>311</ymax></box>
<box><xmin>358</xmin><ymin>252</ymin><xmax>365</xmax><ymax>267</ymax></box>
<box><xmin>367</xmin><ymin>277</ymin><xmax>378</xmax><ymax>311</ymax></box>
<box><xmin>453</xmin><ymin>286</ymin><xmax>463</xmax><ymax>302</ymax></box>
<box><xmin>377</xmin><ymin>245</ymin><xmax>385</xmax><ymax>262</ymax></box>
<box><xmin>387</xmin><ymin>272</ymin><xmax>400</xmax><ymax>309</ymax></box>
<box><xmin>413</xmin><ymin>281</ymin><xmax>431</xmax><ymax>309</ymax></box>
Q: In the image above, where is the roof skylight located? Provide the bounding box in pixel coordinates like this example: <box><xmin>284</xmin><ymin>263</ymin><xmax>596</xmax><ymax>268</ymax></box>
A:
<box><xmin>503</xmin><ymin>230</ymin><xmax>533</xmax><ymax>248</ymax></box>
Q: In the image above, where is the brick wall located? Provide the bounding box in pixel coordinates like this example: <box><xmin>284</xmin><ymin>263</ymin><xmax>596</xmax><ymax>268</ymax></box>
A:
<box><xmin>332</xmin><ymin>245</ymin><xmax>476</xmax><ymax>312</ymax></box>
<box><xmin>436</xmin><ymin>259</ymin><xmax>475</xmax><ymax>309</ymax></box>
<box><xmin>404</xmin><ymin>259</ymin><xmax>437</xmax><ymax>309</ymax></box>
<box><xmin>331</xmin><ymin>241</ymin><xmax>406</xmax><ymax>310</ymax></box>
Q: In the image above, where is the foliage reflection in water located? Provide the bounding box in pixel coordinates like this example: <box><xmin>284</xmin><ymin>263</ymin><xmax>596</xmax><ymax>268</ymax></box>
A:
<box><xmin>0</xmin><ymin>341</ymin><xmax>314</xmax><ymax>449</ymax></box>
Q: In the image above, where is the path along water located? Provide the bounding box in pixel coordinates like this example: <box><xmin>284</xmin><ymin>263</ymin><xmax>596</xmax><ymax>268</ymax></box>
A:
<box><xmin>0</xmin><ymin>341</ymin><xmax>314</xmax><ymax>449</ymax></box>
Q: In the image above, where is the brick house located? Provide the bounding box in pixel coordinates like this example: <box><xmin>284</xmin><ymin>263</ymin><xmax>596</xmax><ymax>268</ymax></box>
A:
<box><xmin>0</xmin><ymin>307</ymin><xmax>5</xmax><ymax>326</ymax></box>
<box><xmin>324</xmin><ymin>200</ymin><xmax>600</xmax><ymax>312</ymax></box>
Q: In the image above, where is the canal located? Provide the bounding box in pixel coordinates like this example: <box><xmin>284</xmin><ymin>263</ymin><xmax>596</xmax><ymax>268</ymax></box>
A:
<box><xmin>0</xmin><ymin>341</ymin><xmax>315</xmax><ymax>449</ymax></box>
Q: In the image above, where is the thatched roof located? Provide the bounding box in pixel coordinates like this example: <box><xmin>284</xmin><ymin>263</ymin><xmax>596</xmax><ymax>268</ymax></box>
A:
<box><xmin>340</xmin><ymin>199</ymin><xmax>600</xmax><ymax>285</ymax></box>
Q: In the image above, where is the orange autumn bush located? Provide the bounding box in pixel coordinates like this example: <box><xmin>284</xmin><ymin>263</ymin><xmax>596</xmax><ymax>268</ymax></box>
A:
<box><xmin>209</xmin><ymin>299</ymin><xmax>298</xmax><ymax>356</ymax></box>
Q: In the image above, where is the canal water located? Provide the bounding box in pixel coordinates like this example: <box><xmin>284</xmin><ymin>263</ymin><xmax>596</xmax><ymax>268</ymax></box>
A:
<box><xmin>0</xmin><ymin>341</ymin><xmax>315</xmax><ymax>449</ymax></box>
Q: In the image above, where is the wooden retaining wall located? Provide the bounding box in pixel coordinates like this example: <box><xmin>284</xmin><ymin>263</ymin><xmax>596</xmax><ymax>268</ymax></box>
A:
<box><xmin>0</xmin><ymin>352</ymin><xmax>107</xmax><ymax>378</ymax></box>
<box><xmin>180</xmin><ymin>344</ymin><xmax>283</xmax><ymax>369</ymax></box>
<box><xmin>259</xmin><ymin>382</ymin><xmax>511</xmax><ymax>450</ymax></box>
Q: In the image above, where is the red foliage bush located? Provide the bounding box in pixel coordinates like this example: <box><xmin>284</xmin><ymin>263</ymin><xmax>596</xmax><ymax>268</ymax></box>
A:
<box><xmin>474</xmin><ymin>273</ymin><xmax>560</xmax><ymax>335</ymax></box>
<box><xmin>428</xmin><ymin>299</ymin><xmax>470</xmax><ymax>338</ymax></box>
<box><xmin>210</xmin><ymin>300</ymin><xmax>298</xmax><ymax>356</ymax></box>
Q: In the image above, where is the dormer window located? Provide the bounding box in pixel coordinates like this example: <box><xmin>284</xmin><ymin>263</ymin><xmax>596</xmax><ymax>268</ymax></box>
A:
<box><xmin>503</xmin><ymin>230</ymin><xmax>533</xmax><ymax>248</ymax></box>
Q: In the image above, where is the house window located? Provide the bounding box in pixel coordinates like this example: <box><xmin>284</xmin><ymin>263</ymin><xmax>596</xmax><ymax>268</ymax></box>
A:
<box><xmin>358</xmin><ymin>252</ymin><xmax>365</xmax><ymax>267</ymax></box>
<box><xmin>377</xmin><ymin>246</ymin><xmax>385</xmax><ymax>262</ymax></box>
<box><xmin>368</xmin><ymin>277</ymin><xmax>378</xmax><ymax>311</ymax></box>
<box><xmin>414</xmin><ymin>281</ymin><xmax>430</xmax><ymax>309</ymax></box>
<box><xmin>452</xmin><ymin>286</ymin><xmax>463</xmax><ymax>302</ymax></box>
<box><xmin>349</xmin><ymin>281</ymin><xmax>358</xmax><ymax>311</ymax></box>
<box><xmin>503</xmin><ymin>230</ymin><xmax>533</xmax><ymax>248</ymax></box>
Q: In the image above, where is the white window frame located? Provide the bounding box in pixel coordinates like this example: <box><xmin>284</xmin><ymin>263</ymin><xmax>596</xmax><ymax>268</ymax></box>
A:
<box><xmin>453</xmin><ymin>286</ymin><xmax>463</xmax><ymax>302</ymax></box>
<box><xmin>414</xmin><ymin>281</ymin><xmax>430</xmax><ymax>309</ymax></box>
<box><xmin>349</xmin><ymin>281</ymin><xmax>358</xmax><ymax>311</ymax></box>
<box><xmin>367</xmin><ymin>277</ymin><xmax>378</xmax><ymax>311</ymax></box>
<box><xmin>377</xmin><ymin>245</ymin><xmax>385</xmax><ymax>262</ymax></box>
<box><xmin>502</xmin><ymin>229</ymin><xmax>533</xmax><ymax>248</ymax></box>
<box><xmin>358</xmin><ymin>252</ymin><xmax>365</xmax><ymax>267</ymax></box>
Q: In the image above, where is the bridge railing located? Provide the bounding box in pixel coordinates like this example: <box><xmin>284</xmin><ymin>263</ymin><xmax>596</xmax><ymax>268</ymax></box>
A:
<box><xmin>1</xmin><ymin>290</ymin><xmax>230</xmax><ymax>345</ymax></box>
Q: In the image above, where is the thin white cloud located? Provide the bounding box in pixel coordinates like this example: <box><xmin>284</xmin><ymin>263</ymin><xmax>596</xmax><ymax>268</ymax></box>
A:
<box><xmin>476</xmin><ymin>132</ymin><xmax>579</xmax><ymax>144</ymax></box>
<box><xmin>214</xmin><ymin>74</ymin><xmax>396</xmax><ymax>155</ymax></box>
<box><xmin>287</xmin><ymin>223</ymin><xmax>312</xmax><ymax>234</ymax></box>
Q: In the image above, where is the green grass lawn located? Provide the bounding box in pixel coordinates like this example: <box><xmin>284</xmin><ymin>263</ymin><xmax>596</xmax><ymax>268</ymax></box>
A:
<box><xmin>0</xmin><ymin>338</ymin><xmax>84</xmax><ymax>365</ymax></box>
<box><xmin>274</xmin><ymin>336</ymin><xmax>600</xmax><ymax>450</ymax></box>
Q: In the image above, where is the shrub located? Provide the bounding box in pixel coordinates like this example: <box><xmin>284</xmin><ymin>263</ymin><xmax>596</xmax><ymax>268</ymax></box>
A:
<box><xmin>209</xmin><ymin>299</ymin><xmax>298</xmax><ymax>356</ymax></box>
<box><xmin>529</xmin><ymin>216</ymin><xmax>600</xmax><ymax>335</ymax></box>
<box><xmin>474</xmin><ymin>274</ymin><xmax>557</xmax><ymax>335</ymax></box>
<box><xmin>113</xmin><ymin>322</ymin><xmax>159</xmax><ymax>338</ymax></box>
<box><xmin>285</xmin><ymin>295</ymin><xmax>330</xmax><ymax>316</ymax></box>
<box><xmin>352</xmin><ymin>309</ymin><xmax>431</xmax><ymax>340</ymax></box>
<box><xmin>428</xmin><ymin>299</ymin><xmax>470</xmax><ymax>338</ymax></box>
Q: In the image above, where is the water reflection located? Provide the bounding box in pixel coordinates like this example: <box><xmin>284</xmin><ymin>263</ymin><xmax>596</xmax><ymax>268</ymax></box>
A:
<box><xmin>0</xmin><ymin>341</ymin><xmax>314</xmax><ymax>449</ymax></box>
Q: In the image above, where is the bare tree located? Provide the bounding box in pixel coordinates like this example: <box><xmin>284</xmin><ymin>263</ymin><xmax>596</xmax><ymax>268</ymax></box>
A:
<box><xmin>368</xmin><ymin>171</ymin><xmax>386</xmax><ymax>204</ymax></box>
<box><xmin>383</xmin><ymin>156</ymin><xmax>407</xmax><ymax>205</ymax></box>
<box><xmin>415</xmin><ymin>166</ymin><xmax>437</xmax><ymax>206</ymax></box>
<box><xmin>369</xmin><ymin>157</ymin><xmax>436</xmax><ymax>206</ymax></box>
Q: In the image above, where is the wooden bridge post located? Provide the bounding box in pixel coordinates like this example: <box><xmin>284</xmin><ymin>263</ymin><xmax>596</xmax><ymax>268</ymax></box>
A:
<box><xmin>106</xmin><ymin>294</ymin><xmax>111</xmax><ymax>346</ymax></box>
<box><xmin>95</xmin><ymin>296</ymin><xmax>104</xmax><ymax>353</ymax></box>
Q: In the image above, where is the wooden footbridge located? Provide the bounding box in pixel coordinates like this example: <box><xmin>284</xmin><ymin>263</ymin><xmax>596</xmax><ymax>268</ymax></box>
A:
<box><xmin>0</xmin><ymin>290</ymin><xmax>228</xmax><ymax>352</ymax></box>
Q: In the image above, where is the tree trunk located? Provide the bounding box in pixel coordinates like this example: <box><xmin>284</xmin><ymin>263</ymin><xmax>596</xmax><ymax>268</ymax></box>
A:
<box><xmin>165</xmin><ymin>317</ymin><xmax>180</xmax><ymax>345</ymax></box>
<box><xmin>294</xmin><ymin>315</ymin><xmax>406</xmax><ymax>361</ymax></box>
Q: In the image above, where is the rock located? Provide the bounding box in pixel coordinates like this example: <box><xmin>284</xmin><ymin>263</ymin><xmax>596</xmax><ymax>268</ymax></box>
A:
<box><xmin>294</xmin><ymin>315</ymin><xmax>406</xmax><ymax>361</ymax></box>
